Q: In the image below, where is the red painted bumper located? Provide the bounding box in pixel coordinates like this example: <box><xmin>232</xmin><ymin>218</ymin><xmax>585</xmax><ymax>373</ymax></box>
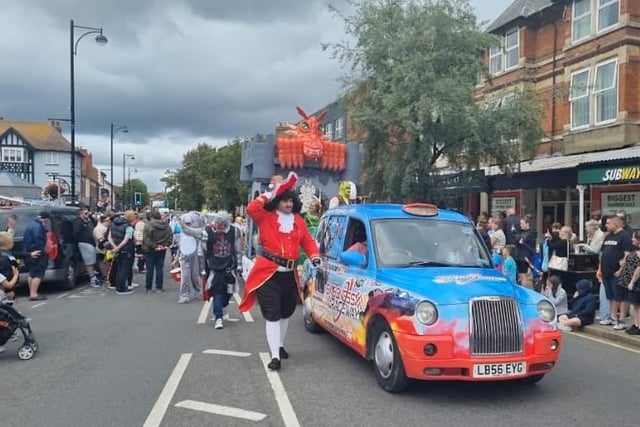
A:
<box><xmin>396</xmin><ymin>331</ymin><xmax>562</xmax><ymax>381</ymax></box>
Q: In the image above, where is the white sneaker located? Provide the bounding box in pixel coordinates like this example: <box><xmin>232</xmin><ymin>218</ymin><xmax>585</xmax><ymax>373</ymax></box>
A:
<box><xmin>0</xmin><ymin>346</ymin><xmax>5</xmax><ymax>353</ymax></box>
<box><xmin>557</xmin><ymin>323</ymin><xmax>573</xmax><ymax>332</ymax></box>
<box><xmin>599</xmin><ymin>318</ymin><xmax>615</xmax><ymax>326</ymax></box>
<box><xmin>613</xmin><ymin>321</ymin><xmax>627</xmax><ymax>330</ymax></box>
<box><xmin>178</xmin><ymin>297</ymin><xmax>191</xmax><ymax>304</ymax></box>
<box><xmin>214</xmin><ymin>318</ymin><xmax>223</xmax><ymax>329</ymax></box>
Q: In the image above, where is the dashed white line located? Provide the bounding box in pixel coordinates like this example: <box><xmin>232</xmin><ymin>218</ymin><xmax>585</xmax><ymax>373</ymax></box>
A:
<box><xmin>202</xmin><ymin>349</ymin><xmax>251</xmax><ymax>357</ymax></box>
<box><xmin>233</xmin><ymin>293</ymin><xmax>254</xmax><ymax>322</ymax></box>
<box><xmin>143</xmin><ymin>353</ymin><xmax>192</xmax><ymax>427</ymax></box>
<box><xmin>56</xmin><ymin>293</ymin><xmax>69</xmax><ymax>299</ymax></box>
<box><xmin>259</xmin><ymin>352</ymin><xmax>300</xmax><ymax>427</ymax></box>
<box><xmin>175</xmin><ymin>400</ymin><xmax>266</xmax><ymax>421</ymax></box>
<box><xmin>197</xmin><ymin>299</ymin><xmax>211</xmax><ymax>325</ymax></box>
<box><xmin>31</xmin><ymin>302</ymin><xmax>46</xmax><ymax>309</ymax></box>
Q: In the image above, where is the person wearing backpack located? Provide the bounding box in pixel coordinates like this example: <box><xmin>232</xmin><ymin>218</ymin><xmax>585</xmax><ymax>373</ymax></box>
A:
<box><xmin>108</xmin><ymin>211</ymin><xmax>136</xmax><ymax>295</ymax></box>
<box><xmin>23</xmin><ymin>211</ymin><xmax>50</xmax><ymax>301</ymax></box>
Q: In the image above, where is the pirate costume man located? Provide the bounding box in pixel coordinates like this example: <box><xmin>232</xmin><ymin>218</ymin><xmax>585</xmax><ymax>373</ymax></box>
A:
<box><xmin>239</xmin><ymin>172</ymin><xmax>320</xmax><ymax>370</ymax></box>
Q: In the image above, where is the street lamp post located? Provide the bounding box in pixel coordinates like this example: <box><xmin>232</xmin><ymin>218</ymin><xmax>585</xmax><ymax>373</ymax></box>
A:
<box><xmin>122</xmin><ymin>153</ymin><xmax>135</xmax><ymax>209</ymax></box>
<box><xmin>127</xmin><ymin>167</ymin><xmax>138</xmax><ymax>207</ymax></box>
<box><xmin>110</xmin><ymin>123</ymin><xmax>128</xmax><ymax>208</ymax></box>
<box><xmin>70</xmin><ymin>19</ymin><xmax>108</xmax><ymax>202</ymax></box>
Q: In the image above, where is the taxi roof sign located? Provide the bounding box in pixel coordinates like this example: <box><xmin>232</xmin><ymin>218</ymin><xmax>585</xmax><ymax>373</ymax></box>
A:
<box><xmin>402</xmin><ymin>203</ymin><xmax>438</xmax><ymax>217</ymax></box>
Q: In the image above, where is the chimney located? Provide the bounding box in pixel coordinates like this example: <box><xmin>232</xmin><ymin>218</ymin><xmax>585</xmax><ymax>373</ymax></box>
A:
<box><xmin>50</xmin><ymin>120</ymin><xmax>62</xmax><ymax>133</ymax></box>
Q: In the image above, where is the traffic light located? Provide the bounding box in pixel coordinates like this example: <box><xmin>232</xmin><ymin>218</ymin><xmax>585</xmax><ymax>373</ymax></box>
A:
<box><xmin>134</xmin><ymin>192</ymin><xmax>142</xmax><ymax>206</ymax></box>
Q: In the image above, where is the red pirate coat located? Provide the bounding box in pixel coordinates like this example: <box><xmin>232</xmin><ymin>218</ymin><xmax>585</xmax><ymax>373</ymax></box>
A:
<box><xmin>239</xmin><ymin>194</ymin><xmax>320</xmax><ymax>313</ymax></box>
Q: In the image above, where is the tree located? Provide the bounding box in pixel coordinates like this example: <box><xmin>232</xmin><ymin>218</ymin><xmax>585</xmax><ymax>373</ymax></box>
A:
<box><xmin>325</xmin><ymin>0</ymin><xmax>545</xmax><ymax>201</ymax></box>
<box><xmin>115</xmin><ymin>178</ymin><xmax>150</xmax><ymax>209</ymax></box>
<box><xmin>163</xmin><ymin>140</ymin><xmax>248</xmax><ymax>211</ymax></box>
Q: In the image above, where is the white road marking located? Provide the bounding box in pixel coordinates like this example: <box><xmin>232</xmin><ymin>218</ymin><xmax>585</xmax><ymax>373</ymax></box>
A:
<box><xmin>31</xmin><ymin>302</ymin><xmax>46</xmax><ymax>309</ymax></box>
<box><xmin>259</xmin><ymin>352</ymin><xmax>300</xmax><ymax>427</ymax></box>
<box><xmin>142</xmin><ymin>353</ymin><xmax>192</xmax><ymax>427</ymax></box>
<box><xmin>568</xmin><ymin>332</ymin><xmax>640</xmax><ymax>355</ymax></box>
<box><xmin>233</xmin><ymin>293</ymin><xmax>254</xmax><ymax>322</ymax></box>
<box><xmin>56</xmin><ymin>293</ymin><xmax>69</xmax><ymax>299</ymax></box>
<box><xmin>197</xmin><ymin>300</ymin><xmax>211</xmax><ymax>324</ymax></box>
<box><xmin>175</xmin><ymin>400</ymin><xmax>266</xmax><ymax>421</ymax></box>
<box><xmin>68</xmin><ymin>295</ymin><xmax>87</xmax><ymax>299</ymax></box>
<box><xmin>202</xmin><ymin>349</ymin><xmax>251</xmax><ymax>357</ymax></box>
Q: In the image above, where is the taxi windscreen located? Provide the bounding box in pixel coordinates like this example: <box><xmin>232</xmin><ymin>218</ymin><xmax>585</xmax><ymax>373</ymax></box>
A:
<box><xmin>371</xmin><ymin>219</ymin><xmax>492</xmax><ymax>268</ymax></box>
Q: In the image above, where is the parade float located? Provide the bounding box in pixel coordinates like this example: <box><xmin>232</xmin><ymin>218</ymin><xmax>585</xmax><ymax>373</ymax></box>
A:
<box><xmin>239</xmin><ymin>105</ymin><xmax>363</xmax><ymax>265</ymax></box>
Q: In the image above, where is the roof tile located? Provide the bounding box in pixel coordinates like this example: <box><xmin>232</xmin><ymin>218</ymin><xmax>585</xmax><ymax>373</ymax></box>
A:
<box><xmin>486</xmin><ymin>0</ymin><xmax>556</xmax><ymax>33</ymax></box>
<box><xmin>0</xmin><ymin>120</ymin><xmax>72</xmax><ymax>152</ymax></box>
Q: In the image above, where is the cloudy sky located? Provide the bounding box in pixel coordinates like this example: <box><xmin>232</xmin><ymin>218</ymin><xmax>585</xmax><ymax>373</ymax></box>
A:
<box><xmin>1</xmin><ymin>0</ymin><xmax>513</xmax><ymax>192</ymax></box>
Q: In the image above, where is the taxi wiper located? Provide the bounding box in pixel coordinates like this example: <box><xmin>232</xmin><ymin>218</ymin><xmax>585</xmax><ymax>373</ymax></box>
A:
<box><xmin>405</xmin><ymin>260</ymin><xmax>452</xmax><ymax>267</ymax></box>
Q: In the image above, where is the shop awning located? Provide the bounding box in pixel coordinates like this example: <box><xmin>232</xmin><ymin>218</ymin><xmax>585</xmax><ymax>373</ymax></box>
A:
<box><xmin>484</xmin><ymin>143</ymin><xmax>640</xmax><ymax>176</ymax></box>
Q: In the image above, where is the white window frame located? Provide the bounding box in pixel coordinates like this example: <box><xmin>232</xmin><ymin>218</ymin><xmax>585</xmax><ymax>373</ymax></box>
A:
<box><xmin>334</xmin><ymin>118</ymin><xmax>344</xmax><ymax>139</ymax></box>
<box><xmin>1</xmin><ymin>147</ymin><xmax>25</xmax><ymax>163</ymax></box>
<box><xmin>572</xmin><ymin>0</ymin><xmax>592</xmax><ymax>42</ymax></box>
<box><xmin>593</xmin><ymin>58</ymin><xmax>618</xmax><ymax>125</ymax></box>
<box><xmin>597</xmin><ymin>0</ymin><xmax>619</xmax><ymax>33</ymax></box>
<box><xmin>324</xmin><ymin>122</ymin><xmax>333</xmax><ymax>139</ymax></box>
<box><xmin>504</xmin><ymin>29</ymin><xmax>520</xmax><ymax>70</ymax></box>
<box><xmin>489</xmin><ymin>45</ymin><xmax>503</xmax><ymax>75</ymax></box>
<box><xmin>44</xmin><ymin>152</ymin><xmax>59</xmax><ymax>165</ymax></box>
<box><xmin>569</xmin><ymin>68</ymin><xmax>591</xmax><ymax>130</ymax></box>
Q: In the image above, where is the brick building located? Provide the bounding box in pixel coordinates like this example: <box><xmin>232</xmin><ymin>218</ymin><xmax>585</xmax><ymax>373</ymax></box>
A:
<box><xmin>475</xmin><ymin>0</ymin><xmax>640</xmax><ymax>238</ymax></box>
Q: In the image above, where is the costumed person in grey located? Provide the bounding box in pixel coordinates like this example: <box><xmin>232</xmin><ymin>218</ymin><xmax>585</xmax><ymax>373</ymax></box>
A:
<box><xmin>205</xmin><ymin>211</ymin><xmax>241</xmax><ymax>329</ymax></box>
<box><xmin>178</xmin><ymin>212</ymin><xmax>203</xmax><ymax>303</ymax></box>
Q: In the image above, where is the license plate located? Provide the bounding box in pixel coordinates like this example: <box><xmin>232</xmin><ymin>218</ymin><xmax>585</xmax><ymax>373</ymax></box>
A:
<box><xmin>472</xmin><ymin>361</ymin><xmax>527</xmax><ymax>378</ymax></box>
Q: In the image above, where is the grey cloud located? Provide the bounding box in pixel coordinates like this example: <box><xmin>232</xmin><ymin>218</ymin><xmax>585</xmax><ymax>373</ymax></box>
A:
<box><xmin>3</xmin><ymin>0</ymin><xmax>509</xmax><ymax>192</ymax></box>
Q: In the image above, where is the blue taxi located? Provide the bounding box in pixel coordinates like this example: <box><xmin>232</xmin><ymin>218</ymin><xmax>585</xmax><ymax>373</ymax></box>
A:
<box><xmin>301</xmin><ymin>203</ymin><xmax>562</xmax><ymax>393</ymax></box>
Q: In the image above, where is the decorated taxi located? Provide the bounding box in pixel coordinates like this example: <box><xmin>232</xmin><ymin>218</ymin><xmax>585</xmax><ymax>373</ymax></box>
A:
<box><xmin>301</xmin><ymin>203</ymin><xmax>562</xmax><ymax>393</ymax></box>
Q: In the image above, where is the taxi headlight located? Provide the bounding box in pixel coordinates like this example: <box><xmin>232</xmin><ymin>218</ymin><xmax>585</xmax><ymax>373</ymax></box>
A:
<box><xmin>537</xmin><ymin>300</ymin><xmax>556</xmax><ymax>323</ymax></box>
<box><xmin>416</xmin><ymin>301</ymin><xmax>438</xmax><ymax>325</ymax></box>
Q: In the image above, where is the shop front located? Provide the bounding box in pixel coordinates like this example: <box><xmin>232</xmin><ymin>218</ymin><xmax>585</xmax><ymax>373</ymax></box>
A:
<box><xmin>578</xmin><ymin>161</ymin><xmax>640</xmax><ymax>230</ymax></box>
<box><xmin>429</xmin><ymin>170</ymin><xmax>486</xmax><ymax>216</ymax></box>
<box><xmin>486</xmin><ymin>167</ymin><xmax>582</xmax><ymax>238</ymax></box>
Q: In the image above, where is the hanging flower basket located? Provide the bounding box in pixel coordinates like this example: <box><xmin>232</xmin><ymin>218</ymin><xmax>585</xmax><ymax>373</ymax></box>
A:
<box><xmin>43</xmin><ymin>182</ymin><xmax>66</xmax><ymax>200</ymax></box>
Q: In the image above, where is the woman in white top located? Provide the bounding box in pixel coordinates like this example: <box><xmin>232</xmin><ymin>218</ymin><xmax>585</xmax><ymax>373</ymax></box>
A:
<box><xmin>490</xmin><ymin>216</ymin><xmax>506</xmax><ymax>254</ymax></box>
<box><xmin>542</xmin><ymin>275</ymin><xmax>569</xmax><ymax>317</ymax></box>
<box><xmin>574</xmin><ymin>219</ymin><xmax>606</xmax><ymax>254</ymax></box>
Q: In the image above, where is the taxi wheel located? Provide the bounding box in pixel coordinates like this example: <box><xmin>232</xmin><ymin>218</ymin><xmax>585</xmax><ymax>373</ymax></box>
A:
<box><xmin>519</xmin><ymin>374</ymin><xmax>545</xmax><ymax>385</ymax></box>
<box><xmin>303</xmin><ymin>296</ymin><xmax>323</xmax><ymax>334</ymax></box>
<box><xmin>372</xmin><ymin>322</ymin><xmax>409</xmax><ymax>393</ymax></box>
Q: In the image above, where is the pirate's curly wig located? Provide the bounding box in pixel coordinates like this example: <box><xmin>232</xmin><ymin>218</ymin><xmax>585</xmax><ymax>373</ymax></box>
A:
<box><xmin>264</xmin><ymin>190</ymin><xmax>302</xmax><ymax>213</ymax></box>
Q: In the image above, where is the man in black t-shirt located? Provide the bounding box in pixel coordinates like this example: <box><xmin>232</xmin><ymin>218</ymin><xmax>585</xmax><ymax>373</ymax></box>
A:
<box><xmin>597</xmin><ymin>216</ymin><xmax>634</xmax><ymax>330</ymax></box>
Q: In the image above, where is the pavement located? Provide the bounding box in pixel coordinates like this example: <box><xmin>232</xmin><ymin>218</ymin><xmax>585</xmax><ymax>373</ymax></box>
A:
<box><xmin>582</xmin><ymin>319</ymin><xmax>640</xmax><ymax>348</ymax></box>
<box><xmin>1</xmin><ymin>266</ymin><xmax>640</xmax><ymax>427</ymax></box>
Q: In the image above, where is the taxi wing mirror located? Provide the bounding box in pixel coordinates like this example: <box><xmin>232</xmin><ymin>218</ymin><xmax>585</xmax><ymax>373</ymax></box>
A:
<box><xmin>339</xmin><ymin>250</ymin><xmax>367</xmax><ymax>267</ymax></box>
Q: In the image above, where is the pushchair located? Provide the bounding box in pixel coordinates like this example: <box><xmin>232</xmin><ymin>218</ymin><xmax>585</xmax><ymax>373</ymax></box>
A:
<box><xmin>0</xmin><ymin>303</ymin><xmax>39</xmax><ymax>360</ymax></box>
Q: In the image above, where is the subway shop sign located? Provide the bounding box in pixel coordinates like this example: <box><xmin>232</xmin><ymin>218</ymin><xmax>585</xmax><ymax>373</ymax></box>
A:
<box><xmin>579</xmin><ymin>165</ymin><xmax>640</xmax><ymax>184</ymax></box>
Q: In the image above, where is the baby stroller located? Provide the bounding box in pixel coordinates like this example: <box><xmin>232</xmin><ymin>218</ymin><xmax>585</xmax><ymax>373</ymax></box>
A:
<box><xmin>0</xmin><ymin>303</ymin><xmax>39</xmax><ymax>360</ymax></box>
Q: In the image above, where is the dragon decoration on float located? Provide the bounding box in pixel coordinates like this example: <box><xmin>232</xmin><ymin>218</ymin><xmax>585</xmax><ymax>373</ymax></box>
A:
<box><xmin>275</xmin><ymin>106</ymin><xmax>346</xmax><ymax>171</ymax></box>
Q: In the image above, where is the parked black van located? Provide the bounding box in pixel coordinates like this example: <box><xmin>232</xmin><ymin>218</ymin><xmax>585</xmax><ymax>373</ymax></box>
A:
<box><xmin>0</xmin><ymin>206</ymin><xmax>86</xmax><ymax>290</ymax></box>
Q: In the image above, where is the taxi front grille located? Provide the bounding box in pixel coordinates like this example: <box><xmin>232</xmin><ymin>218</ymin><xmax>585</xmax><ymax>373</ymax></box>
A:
<box><xmin>470</xmin><ymin>298</ymin><xmax>523</xmax><ymax>356</ymax></box>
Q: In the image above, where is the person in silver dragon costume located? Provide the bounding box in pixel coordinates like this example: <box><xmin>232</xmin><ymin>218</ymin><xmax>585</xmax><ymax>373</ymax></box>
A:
<box><xmin>178</xmin><ymin>211</ymin><xmax>204</xmax><ymax>303</ymax></box>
